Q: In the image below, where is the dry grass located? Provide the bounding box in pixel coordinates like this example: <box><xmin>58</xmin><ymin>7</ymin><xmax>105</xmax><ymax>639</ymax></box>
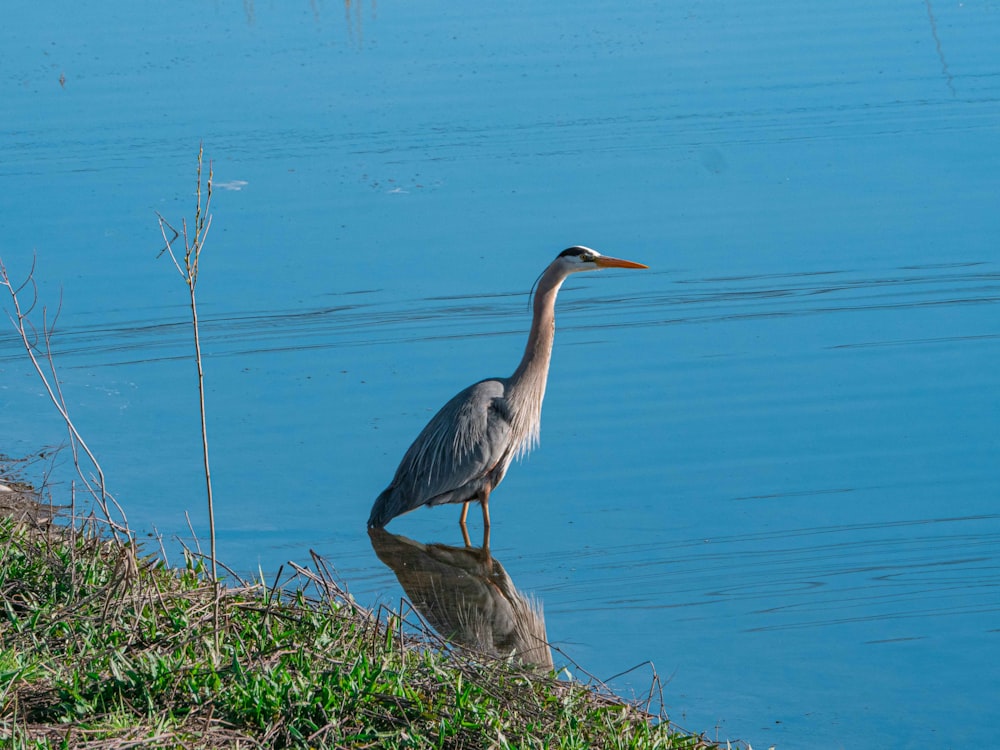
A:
<box><xmin>0</xmin><ymin>474</ymin><xmax>719</xmax><ymax>750</ymax></box>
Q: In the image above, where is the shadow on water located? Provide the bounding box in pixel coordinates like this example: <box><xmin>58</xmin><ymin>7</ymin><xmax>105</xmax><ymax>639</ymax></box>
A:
<box><xmin>368</xmin><ymin>527</ymin><xmax>553</xmax><ymax>671</ymax></box>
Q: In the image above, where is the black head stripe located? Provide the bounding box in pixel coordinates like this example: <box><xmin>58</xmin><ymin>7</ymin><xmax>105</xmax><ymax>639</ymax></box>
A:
<box><xmin>558</xmin><ymin>246</ymin><xmax>589</xmax><ymax>258</ymax></box>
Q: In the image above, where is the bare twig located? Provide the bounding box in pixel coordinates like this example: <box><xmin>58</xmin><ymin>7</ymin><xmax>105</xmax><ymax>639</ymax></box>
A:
<box><xmin>0</xmin><ymin>256</ymin><xmax>130</xmax><ymax>541</ymax></box>
<box><xmin>156</xmin><ymin>143</ymin><xmax>217</xmax><ymax>583</ymax></box>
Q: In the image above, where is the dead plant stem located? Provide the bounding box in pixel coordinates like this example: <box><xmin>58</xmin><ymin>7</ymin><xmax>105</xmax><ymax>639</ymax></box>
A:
<box><xmin>0</xmin><ymin>256</ymin><xmax>129</xmax><ymax>540</ymax></box>
<box><xmin>156</xmin><ymin>143</ymin><xmax>217</xmax><ymax>584</ymax></box>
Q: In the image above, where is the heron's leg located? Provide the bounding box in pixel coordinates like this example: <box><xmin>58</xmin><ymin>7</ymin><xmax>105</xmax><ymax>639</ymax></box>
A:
<box><xmin>480</xmin><ymin>493</ymin><xmax>491</xmax><ymax>530</ymax></box>
<box><xmin>458</xmin><ymin>502</ymin><xmax>472</xmax><ymax>546</ymax></box>
<box><xmin>480</xmin><ymin>491</ymin><xmax>492</xmax><ymax>551</ymax></box>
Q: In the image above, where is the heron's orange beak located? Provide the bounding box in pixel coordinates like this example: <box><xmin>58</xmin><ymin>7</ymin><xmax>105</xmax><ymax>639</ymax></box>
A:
<box><xmin>594</xmin><ymin>255</ymin><xmax>649</xmax><ymax>269</ymax></box>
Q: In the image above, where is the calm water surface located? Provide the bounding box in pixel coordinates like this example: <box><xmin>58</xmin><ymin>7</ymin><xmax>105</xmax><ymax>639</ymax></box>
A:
<box><xmin>2</xmin><ymin>1</ymin><xmax>999</xmax><ymax>747</ymax></box>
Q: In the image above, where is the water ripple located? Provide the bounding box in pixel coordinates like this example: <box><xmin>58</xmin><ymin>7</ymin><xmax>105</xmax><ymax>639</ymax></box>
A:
<box><xmin>1</xmin><ymin>262</ymin><xmax>996</xmax><ymax>368</ymax></box>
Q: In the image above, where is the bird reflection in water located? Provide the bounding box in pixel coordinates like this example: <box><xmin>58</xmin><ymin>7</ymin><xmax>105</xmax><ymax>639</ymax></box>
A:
<box><xmin>368</xmin><ymin>527</ymin><xmax>553</xmax><ymax>671</ymax></box>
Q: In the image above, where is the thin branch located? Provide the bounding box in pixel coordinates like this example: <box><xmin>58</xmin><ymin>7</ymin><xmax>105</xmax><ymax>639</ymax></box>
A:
<box><xmin>157</xmin><ymin>143</ymin><xmax>217</xmax><ymax>584</ymax></box>
<box><xmin>0</xmin><ymin>255</ymin><xmax>129</xmax><ymax>541</ymax></box>
<box><xmin>155</xmin><ymin>213</ymin><xmax>184</xmax><ymax>277</ymax></box>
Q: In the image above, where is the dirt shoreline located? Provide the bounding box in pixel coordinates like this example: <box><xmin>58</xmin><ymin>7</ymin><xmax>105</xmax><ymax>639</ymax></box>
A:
<box><xmin>0</xmin><ymin>460</ymin><xmax>66</xmax><ymax>525</ymax></box>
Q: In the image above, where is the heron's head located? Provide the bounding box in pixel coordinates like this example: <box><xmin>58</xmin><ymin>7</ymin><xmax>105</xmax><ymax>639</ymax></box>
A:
<box><xmin>554</xmin><ymin>246</ymin><xmax>648</xmax><ymax>273</ymax></box>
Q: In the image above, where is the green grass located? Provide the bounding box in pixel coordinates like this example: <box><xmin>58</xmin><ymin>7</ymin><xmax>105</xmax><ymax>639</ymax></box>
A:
<box><xmin>0</xmin><ymin>515</ymin><xmax>718</xmax><ymax>749</ymax></box>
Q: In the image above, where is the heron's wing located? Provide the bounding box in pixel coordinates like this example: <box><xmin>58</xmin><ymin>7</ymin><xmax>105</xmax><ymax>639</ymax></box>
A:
<box><xmin>391</xmin><ymin>378</ymin><xmax>514</xmax><ymax>507</ymax></box>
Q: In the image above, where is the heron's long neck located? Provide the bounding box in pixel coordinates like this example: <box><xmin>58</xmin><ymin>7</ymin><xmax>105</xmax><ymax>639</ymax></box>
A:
<box><xmin>506</xmin><ymin>266</ymin><xmax>567</xmax><ymax>454</ymax></box>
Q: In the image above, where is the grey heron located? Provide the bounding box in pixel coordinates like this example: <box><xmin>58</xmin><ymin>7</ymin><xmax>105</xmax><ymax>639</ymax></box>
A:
<box><xmin>367</xmin><ymin>246</ymin><xmax>648</xmax><ymax>532</ymax></box>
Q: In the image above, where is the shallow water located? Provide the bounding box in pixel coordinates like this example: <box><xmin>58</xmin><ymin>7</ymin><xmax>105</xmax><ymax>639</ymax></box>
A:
<box><xmin>2</xmin><ymin>1</ymin><xmax>999</xmax><ymax>747</ymax></box>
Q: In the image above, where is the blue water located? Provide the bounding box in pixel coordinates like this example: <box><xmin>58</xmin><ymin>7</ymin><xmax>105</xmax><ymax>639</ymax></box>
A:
<box><xmin>2</xmin><ymin>1</ymin><xmax>998</xmax><ymax>747</ymax></box>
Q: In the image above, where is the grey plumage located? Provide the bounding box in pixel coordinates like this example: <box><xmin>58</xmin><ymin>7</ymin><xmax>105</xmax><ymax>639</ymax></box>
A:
<box><xmin>367</xmin><ymin>246</ymin><xmax>647</xmax><ymax>530</ymax></box>
<box><xmin>368</xmin><ymin>380</ymin><xmax>515</xmax><ymax>528</ymax></box>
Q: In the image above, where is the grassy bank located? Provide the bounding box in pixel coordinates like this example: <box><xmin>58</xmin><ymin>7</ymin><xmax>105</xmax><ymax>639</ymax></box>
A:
<box><xmin>0</xmin><ymin>494</ymin><xmax>716</xmax><ymax>749</ymax></box>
